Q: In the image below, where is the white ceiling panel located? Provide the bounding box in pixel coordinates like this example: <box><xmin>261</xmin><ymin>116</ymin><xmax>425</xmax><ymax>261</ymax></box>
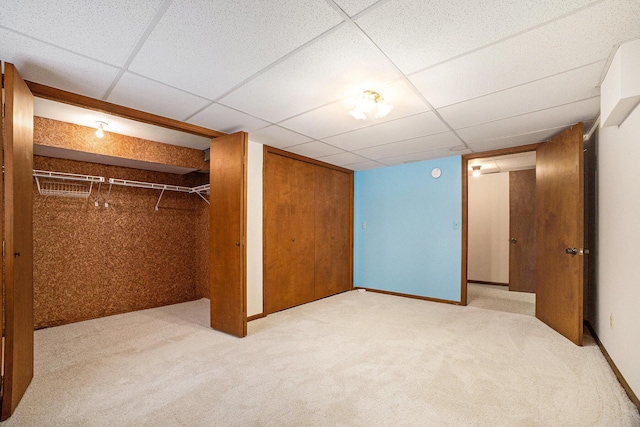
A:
<box><xmin>248</xmin><ymin>126</ymin><xmax>312</xmax><ymax>149</ymax></box>
<box><xmin>467</xmin><ymin>126</ymin><xmax>569</xmax><ymax>153</ymax></box>
<box><xmin>129</xmin><ymin>0</ymin><xmax>343</xmax><ymax>100</ymax></box>
<box><xmin>219</xmin><ymin>25</ymin><xmax>400</xmax><ymax>123</ymax></box>
<box><xmin>322</xmin><ymin>112</ymin><xmax>450</xmax><ymax>152</ymax></box>
<box><xmin>379</xmin><ymin>146</ymin><xmax>471</xmax><ymax>167</ymax></box>
<box><xmin>354</xmin><ymin>132</ymin><xmax>460</xmax><ymax>160</ymax></box>
<box><xmin>356</xmin><ymin>0</ymin><xmax>599</xmax><ymax>75</ymax></box>
<box><xmin>284</xmin><ymin>141</ymin><xmax>345</xmax><ymax>158</ymax></box>
<box><xmin>0</xmin><ymin>0</ymin><xmax>164</xmax><ymax>65</ymax></box>
<box><xmin>458</xmin><ymin>97</ymin><xmax>599</xmax><ymax>144</ymax></box>
<box><xmin>34</xmin><ymin>98</ymin><xmax>211</xmax><ymax>150</ymax></box>
<box><xmin>438</xmin><ymin>61</ymin><xmax>604</xmax><ymax>129</ymax></box>
<box><xmin>494</xmin><ymin>152</ymin><xmax>537</xmax><ymax>171</ymax></box>
<box><xmin>332</xmin><ymin>0</ymin><xmax>381</xmax><ymax>17</ymax></box>
<box><xmin>0</xmin><ymin>29</ymin><xmax>120</xmax><ymax>99</ymax></box>
<box><xmin>411</xmin><ymin>0</ymin><xmax>640</xmax><ymax>108</ymax></box>
<box><xmin>279</xmin><ymin>78</ymin><xmax>430</xmax><ymax>139</ymax></box>
<box><xmin>317</xmin><ymin>152</ymin><xmax>369</xmax><ymax>166</ymax></box>
<box><xmin>107</xmin><ymin>73</ymin><xmax>211</xmax><ymax>121</ymax></box>
<box><xmin>187</xmin><ymin>104</ymin><xmax>269</xmax><ymax>134</ymax></box>
<box><xmin>342</xmin><ymin>160</ymin><xmax>386</xmax><ymax>171</ymax></box>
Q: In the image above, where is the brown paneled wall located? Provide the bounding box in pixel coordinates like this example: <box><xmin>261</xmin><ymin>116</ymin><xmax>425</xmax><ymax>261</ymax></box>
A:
<box><xmin>33</xmin><ymin>156</ymin><xmax>210</xmax><ymax>328</ymax></box>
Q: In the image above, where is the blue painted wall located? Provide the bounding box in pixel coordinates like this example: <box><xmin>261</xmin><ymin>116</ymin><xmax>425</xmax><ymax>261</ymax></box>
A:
<box><xmin>354</xmin><ymin>156</ymin><xmax>462</xmax><ymax>301</ymax></box>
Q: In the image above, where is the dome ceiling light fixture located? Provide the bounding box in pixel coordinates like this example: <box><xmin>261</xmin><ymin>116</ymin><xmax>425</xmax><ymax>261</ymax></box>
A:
<box><xmin>349</xmin><ymin>90</ymin><xmax>393</xmax><ymax>120</ymax></box>
<box><xmin>471</xmin><ymin>165</ymin><xmax>482</xmax><ymax>177</ymax></box>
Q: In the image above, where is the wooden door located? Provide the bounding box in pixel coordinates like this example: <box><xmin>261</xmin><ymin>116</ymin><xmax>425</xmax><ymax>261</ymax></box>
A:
<box><xmin>264</xmin><ymin>153</ymin><xmax>315</xmax><ymax>313</ymax></box>
<box><xmin>509</xmin><ymin>169</ymin><xmax>536</xmax><ymax>293</ymax></box>
<box><xmin>2</xmin><ymin>62</ymin><xmax>35</xmax><ymax>420</ymax></box>
<box><xmin>209</xmin><ymin>132</ymin><xmax>247</xmax><ymax>338</ymax></box>
<box><xmin>536</xmin><ymin>124</ymin><xmax>584</xmax><ymax>345</ymax></box>
<box><xmin>314</xmin><ymin>166</ymin><xmax>352</xmax><ymax>299</ymax></box>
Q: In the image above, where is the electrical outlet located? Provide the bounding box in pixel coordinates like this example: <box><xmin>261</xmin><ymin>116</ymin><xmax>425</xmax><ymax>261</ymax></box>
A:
<box><xmin>362</xmin><ymin>222</ymin><xmax>366</xmax><ymax>229</ymax></box>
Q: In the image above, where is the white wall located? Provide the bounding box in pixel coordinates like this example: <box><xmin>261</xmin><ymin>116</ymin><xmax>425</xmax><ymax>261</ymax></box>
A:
<box><xmin>468</xmin><ymin>172</ymin><xmax>510</xmax><ymax>283</ymax></box>
<box><xmin>246</xmin><ymin>140</ymin><xmax>263</xmax><ymax>317</ymax></box>
<box><xmin>597</xmin><ymin>103</ymin><xmax>640</xmax><ymax>398</ymax></box>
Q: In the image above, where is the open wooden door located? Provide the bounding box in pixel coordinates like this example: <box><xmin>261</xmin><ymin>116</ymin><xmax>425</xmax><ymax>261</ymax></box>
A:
<box><xmin>1</xmin><ymin>62</ymin><xmax>35</xmax><ymax>419</ymax></box>
<box><xmin>209</xmin><ymin>132</ymin><xmax>247</xmax><ymax>338</ymax></box>
<box><xmin>535</xmin><ymin>124</ymin><xmax>584</xmax><ymax>345</ymax></box>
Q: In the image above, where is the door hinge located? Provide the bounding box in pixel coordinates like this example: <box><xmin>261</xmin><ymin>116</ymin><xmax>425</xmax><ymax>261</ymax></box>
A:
<box><xmin>2</xmin><ymin>240</ymin><xmax>4</xmax><ymax>258</ymax></box>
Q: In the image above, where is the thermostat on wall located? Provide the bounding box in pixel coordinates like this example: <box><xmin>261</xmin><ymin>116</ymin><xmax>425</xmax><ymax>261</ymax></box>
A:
<box><xmin>431</xmin><ymin>168</ymin><xmax>442</xmax><ymax>179</ymax></box>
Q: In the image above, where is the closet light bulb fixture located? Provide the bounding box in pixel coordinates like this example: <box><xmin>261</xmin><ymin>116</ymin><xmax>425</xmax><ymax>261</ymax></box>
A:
<box><xmin>95</xmin><ymin>122</ymin><xmax>108</xmax><ymax>138</ymax></box>
<box><xmin>472</xmin><ymin>165</ymin><xmax>482</xmax><ymax>177</ymax></box>
<box><xmin>349</xmin><ymin>90</ymin><xmax>393</xmax><ymax>120</ymax></box>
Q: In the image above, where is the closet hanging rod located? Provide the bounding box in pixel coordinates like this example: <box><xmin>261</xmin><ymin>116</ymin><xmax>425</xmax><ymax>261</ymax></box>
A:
<box><xmin>33</xmin><ymin>169</ymin><xmax>105</xmax><ymax>183</ymax></box>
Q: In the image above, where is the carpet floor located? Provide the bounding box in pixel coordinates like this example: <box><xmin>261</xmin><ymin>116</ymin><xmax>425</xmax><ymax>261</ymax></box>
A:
<box><xmin>467</xmin><ymin>283</ymin><xmax>536</xmax><ymax>316</ymax></box>
<box><xmin>2</xmin><ymin>291</ymin><xmax>638</xmax><ymax>426</ymax></box>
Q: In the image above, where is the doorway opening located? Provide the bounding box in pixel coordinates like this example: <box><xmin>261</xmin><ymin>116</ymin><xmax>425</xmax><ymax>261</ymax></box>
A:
<box><xmin>462</xmin><ymin>145</ymin><xmax>540</xmax><ymax>316</ymax></box>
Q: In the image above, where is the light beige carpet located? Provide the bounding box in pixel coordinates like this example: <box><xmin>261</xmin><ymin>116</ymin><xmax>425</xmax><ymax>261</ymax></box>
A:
<box><xmin>2</xmin><ymin>291</ymin><xmax>638</xmax><ymax>426</ymax></box>
<box><xmin>467</xmin><ymin>283</ymin><xmax>536</xmax><ymax>316</ymax></box>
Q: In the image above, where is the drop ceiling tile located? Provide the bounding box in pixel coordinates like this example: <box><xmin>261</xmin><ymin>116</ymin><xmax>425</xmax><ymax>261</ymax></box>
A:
<box><xmin>379</xmin><ymin>147</ymin><xmax>470</xmax><ymax>167</ymax></box>
<box><xmin>438</xmin><ymin>61</ymin><xmax>604</xmax><ymax>129</ymax></box>
<box><xmin>0</xmin><ymin>0</ymin><xmax>164</xmax><ymax>65</ymax></box>
<box><xmin>0</xmin><ymin>29</ymin><xmax>120</xmax><ymax>98</ymax></box>
<box><xmin>332</xmin><ymin>0</ymin><xmax>381</xmax><ymax>17</ymax></box>
<box><xmin>467</xmin><ymin>126</ymin><xmax>569</xmax><ymax>153</ymax></box>
<box><xmin>107</xmin><ymin>73</ymin><xmax>211</xmax><ymax>121</ymax></box>
<box><xmin>410</xmin><ymin>0</ymin><xmax>640</xmax><ymax>108</ymax></box>
<box><xmin>248</xmin><ymin>126</ymin><xmax>313</xmax><ymax>149</ymax></box>
<box><xmin>129</xmin><ymin>0</ymin><xmax>343</xmax><ymax>100</ymax></box>
<box><xmin>284</xmin><ymin>142</ymin><xmax>344</xmax><ymax>158</ymax></box>
<box><xmin>357</xmin><ymin>0</ymin><xmax>599</xmax><ymax>75</ymax></box>
<box><xmin>220</xmin><ymin>25</ymin><xmax>400</xmax><ymax>123</ymax></box>
<box><xmin>343</xmin><ymin>160</ymin><xmax>385</xmax><ymax>171</ymax></box>
<box><xmin>458</xmin><ymin>97</ymin><xmax>599</xmax><ymax>144</ymax></box>
<box><xmin>322</xmin><ymin>112</ymin><xmax>449</xmax><ymax>152</ymax></box>
<box><xmin>318</xmin><ymin>152</ymin><xmax>369</xmax><ymax>166</ymax></box>
<box><xmin>354</xmin><ymin>132</ymin><xmax>460</xmax><ymax>160</ymax></box>
<box><xmin>187</xmin><ymin>104</ymin><xmax>269</xmax><ymax>134</ymax></box>
<box><xmin>279</xmin><ymin>78</ymin><xmax>430</xmax><ymax>139</ymax></box>
<box><xmin>495</xmin><ymin>153</ymin><xmax>537</xmax><ymax>171</ymax></box>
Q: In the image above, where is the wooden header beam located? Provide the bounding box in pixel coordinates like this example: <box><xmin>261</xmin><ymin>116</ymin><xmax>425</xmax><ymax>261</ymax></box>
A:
<box><xmin>25</xmin><ymin>80</ymin><xmax>226</xmax><ymax>139</ymax></box>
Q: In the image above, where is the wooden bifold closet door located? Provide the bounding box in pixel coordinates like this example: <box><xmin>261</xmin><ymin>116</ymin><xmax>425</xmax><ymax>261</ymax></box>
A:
<box><xmin>264</xmin><ymin>148</ymin><xmax>353</xmax><ymax>314</ymax></box>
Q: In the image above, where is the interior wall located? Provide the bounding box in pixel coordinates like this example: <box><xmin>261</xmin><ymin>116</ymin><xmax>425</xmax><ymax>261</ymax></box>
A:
<box><xmin>467</xmin><ymin>172</ymin><xmax>510</xmax><ymax>284</ymax></box>
<box><xmin>247</xmin><ymin>140</ymin><xmax>264</xmax><ymax>317</ymax></box>
<box><xmin>354</xmin><ymin>156</ymin><xmax>462</xmax><ymax>302</ymax></box>
<box><xmin>597</xmin><ymin>103</ymin><xmax>640</xmax><ymax>399</ymax></box>
<box><xmin>33</xmin><ymin>156</ymin><xmax>208</xmax><ymax>328</ymax></box>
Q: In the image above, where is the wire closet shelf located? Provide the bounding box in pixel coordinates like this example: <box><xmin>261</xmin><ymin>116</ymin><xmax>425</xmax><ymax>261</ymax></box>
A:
<box><xmin>33</xmin><ymin>169</ymin><xmax>210</xmax><ymax>209</ymax></box>
<box><xmin>33</xmin><ymin>170</ymin><xmax>104</xmax><ymax>201</ymax></box>
<box><xmin>104</xmin><ymin>178</ymin><xmax>211</xmax><ymax>210</ymax></box>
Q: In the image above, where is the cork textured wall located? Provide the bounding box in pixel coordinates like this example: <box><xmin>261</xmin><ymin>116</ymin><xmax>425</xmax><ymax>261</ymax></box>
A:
<box><xmin>33</xmin><ymin>156</ymin><xmax>210</xmax><ymax>328</ymax></box>
<box><xmin>195</xmin><ymin>202</ymin><xmax>210</xmax><ymax>299</ymax></box>
<box><xmin>34</xmin><ymin>117</ymin><xmax>208</xmax><ymax>171</ymax></box>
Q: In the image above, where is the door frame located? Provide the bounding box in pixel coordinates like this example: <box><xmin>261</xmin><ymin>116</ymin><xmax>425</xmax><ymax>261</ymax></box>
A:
<box><xmin>460</xmin><ymin>143</ymin><xmax>542</xmax><ymax>306</ymax></box>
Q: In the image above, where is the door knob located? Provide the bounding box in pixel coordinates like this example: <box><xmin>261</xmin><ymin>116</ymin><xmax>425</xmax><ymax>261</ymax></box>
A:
<box><xmin>579</xmin><ymin>248</ymin><xmax>590</xmax><ymax>255</ymax></box>
<box><xmin>509</xmin><ymin>238</ymin><xmax>517</xmax><ymax>244</ymax></box>
<box><xmin>565</xmin><ymin>247</ymin><xmax>578</xmax><ymax>255</ymax></box>
<box><xmin>291</xmin><ymin>238</ymin><xmax>295</xmax><ymax>242</ymax></box>
<box><xmin>235</xmin><ymin>242</ymin><xmax>240</xmax><ymax>246</ymax></box>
